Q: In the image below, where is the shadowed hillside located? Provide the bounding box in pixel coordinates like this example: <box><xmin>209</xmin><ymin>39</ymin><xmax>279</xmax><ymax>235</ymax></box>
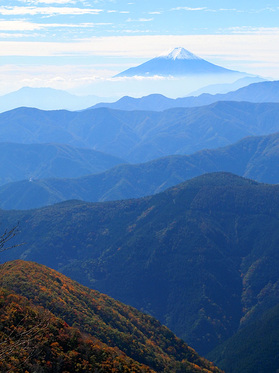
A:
<box><xmin>1</xmin><ymin>172</ymin><xmax>279</xmax><ymax>358</ymax></box>
<box><xmin>207</xmin><ymin>304</ymin><xmax>279</xmax><ymax>373</ymax></box>
<box><xmin>0</xmin><ymin>131</ymin><xmax>279</xmax><ymax>210</ymax></box>
<box><xmin>0</xmin><ymin>142</ymin><xmax>125</xmax><ymax>186</ymax></box>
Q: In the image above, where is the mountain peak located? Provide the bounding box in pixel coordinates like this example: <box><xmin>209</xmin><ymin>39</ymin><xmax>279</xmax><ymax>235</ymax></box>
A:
<box><xmin>114</xmin><ymin>47</ymin><xmax>243</xmax><ymax>78</ymax></box>
<box><xmin>162</xmin><ymin>47</ymin><xmax>202</xmax><ymax>61</ymax></box>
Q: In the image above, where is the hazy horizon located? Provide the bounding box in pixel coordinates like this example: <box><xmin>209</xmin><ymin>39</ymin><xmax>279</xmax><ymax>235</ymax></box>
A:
<box><xmin>0</xmin><ymin>1</ymin><xmax>278</xmax><ymax>97</ymax></box>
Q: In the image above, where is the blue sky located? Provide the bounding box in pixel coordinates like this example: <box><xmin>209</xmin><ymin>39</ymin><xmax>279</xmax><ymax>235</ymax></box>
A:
<box><xmin>0</xmin><ymin>0</ymin><xmax>279</xmax><ymax>95</ymax></box>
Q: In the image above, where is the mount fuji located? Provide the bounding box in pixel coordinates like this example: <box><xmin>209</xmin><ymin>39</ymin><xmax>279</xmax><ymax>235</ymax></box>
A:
<box><xmin>115</xmin><ymin>47</ymin><xmax>246</xmax><ymax>78</ymax></box>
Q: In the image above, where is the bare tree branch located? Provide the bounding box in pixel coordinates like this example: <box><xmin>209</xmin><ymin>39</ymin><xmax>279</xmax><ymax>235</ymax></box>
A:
<box><xmin>0</xmin><ymin>223</ymin><xmax>24</xmax><ymax>253</ymax></box>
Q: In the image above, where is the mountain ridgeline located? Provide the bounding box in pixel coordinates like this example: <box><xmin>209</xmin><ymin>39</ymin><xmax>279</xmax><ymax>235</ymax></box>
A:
<box><xmin>1</xmin><ymin>65</ymin><xmax>279</xmax><ymax>373</ymax></box>
<box><xmin>1</xmin><ymin>101</ymin><xmax>279</xmax><ymax>165</ymax></box>
<box><xmin>0</xmin><ymin>131</ymin><xmax>278</xmax><ymax>210</ymax></box>
<box><xmin>0</xmin><ymin>75</ymin><xmax>266</xmax><ymax>114</ymax></box>
<box><xmin>92</xmin><ymin>80</ymin><xmax>279</xmax><ymax>111</ymax></box>
<box><xmin>0</xmin><ymin>142</ymin><xmax>125</xmax><ymax>186</ymax></box>
<box><xmin>0</xmin><ymin>86</ymin><xmax>108</xmax><ymax>113</ymax></box>
<box><xmin>2</xmin><ymin>172</ymin><xmax>279</xmax><ymax>367</ymax></box>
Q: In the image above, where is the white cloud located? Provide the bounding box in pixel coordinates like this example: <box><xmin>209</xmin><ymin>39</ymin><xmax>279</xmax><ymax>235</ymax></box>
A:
<box><xmin>111</xmin><ymin>75</ymin><xmax>167</xmax><ymax>82</ymax></box>
<box><xmin>251</xmin><ymin>7</ymin><xmax>278</xmax><ymax>13</ymax></box>
<box><xmin>171</xmin><ymin>7</ymin><xmax>207</xmax><ymax>11</ymax></box>
<box><xmin>0</xmin><ymin>34</ymin><xmax>279</xmax><ymax>81</ymax></box>
<box><xmin>0</xmin><ymin>63</ymin><xmax>117</xmax><ymax>95</ymax></box>
<box><xmin>204</xmin><ymin>8</ymin><xmax>244</xmax><ymax>13</ymax></box>
<box><xmin>0</xmin><ymin>21</ymin><xmax>42</xmax><ymax>31</ymax></box>
<box><xmin>218</xmin><ymin>8</ymin><xmax>241</xmax><ymax>11</ymax></box>
<box><xmin>0</xmin><ymin>20</ymin><xmax>109</xmax><ymax>31</ymax></box>
<box><xmin>20</xmin><ymin>0</ymin><xmax>76</xmax><ymax>3</ymax></box>
<box><xmin>126</xmin><ymin>18</ymin><xmax>153</xmax><ymax>22</ymax></box>
<box><xmin>107</xmin><ymin>9</ymin><xmax>130</xmax><ymax>14</ymax></box>
<box><xmin>31</xmin><ymin>0</ymin><xmax>76</xmax><ymax>3</ymax></box>
<box><xmin>228</xmin><ymin>26</ymin><xmax>279</xmax><ymax>34</ymax></box>
<box><xmin>0</xmin><ymin>34</ymin><xmax>278</xmax><ymax>61</ymax></box>
<box><xmin>0</xmin><ymin>6</ymin><xmax>103</xmax><ymax>16</ymax></box>
<box><xmin>116</xmin><ymin>29</ymin><xmax>151</xmax><ymax>34</ymax></box>
<box><xmin>170</xmin><ymin>7</ymin><xmax>252</xmax><ymax>13</ymax></box>
<box><xmin>0</xmin><ymin>32</ymin><xmax>35</xmax><ymax>38</ymax></box>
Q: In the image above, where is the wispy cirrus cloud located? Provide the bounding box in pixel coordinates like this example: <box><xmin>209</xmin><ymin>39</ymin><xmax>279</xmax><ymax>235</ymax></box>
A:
<box><xmin>170</xmin><ymin>7</ymin><xmax>247</xmax><ymax>13</ymax></box>
<box><xmin>0</xmin><ymin>34</ymin><xmax>278</xmax><ymax>60</ymax></box>
<box><xmin>1</xmin><ymin>33</ymin><xmax>279</xmax><ymax>96</ymax></box>
<box><xmin>0</xmin><ymin>20</ymin><xmax>42</xmax><ymax>31</ymax></box>
<box><xmin>0</xmin><ymin>32</ymin><xmax>34</xmax><ymax>38</ymax></box>
<box><xmin>170</xmin><ymin>7</ymin><xmax>277</xmax><ymax>13</ymax></box>
<box><xmin>0</xmin><ymin>6</ymin><xmax>103</xmax><ymax>16</ymax></box>
<box><xmin>171</xmin><ymin>7</ymin><xmax>207</xmax><ymax>11</ymax></box>
<box><xmin>106</xmin><ymin>10</ymin><xmax>130</xmax><ymax>14</ymax></box>
<box><xmin>0</xmin><ymin>20</ymin><xmax>110</xmax><ymax>31</ymax></box>
<box><xmin>126</xmin><ymin>18</ymin><xmax>153</xmax><ymax>22</ymax></box>
<box><xmin>117</xmin><ymin>29</ymin><xmax>151</xmax><ymax>34</ymax></box>
<box><xmin>205</xmin><ymin>8</ymin><xmax>243</xmax><ymax>13</ymax></box>
<box><xmin>218</xmin><ymin>9</ymin><xmax>238</xmax><ymax>11</ymax></box>
<box><xmin>24</xmin><ymin>0</ymin><xmax>76</xmax><ymax>4</ymax></box>
<box><xmin>229</xmin><ymin>26</ymin><xmax>279</xmax><ymax>34</ymax></box>
<box><xmin>250</xmin><ymin>7</ymin><xmax>278</xmax><ymax>13</ymax></box>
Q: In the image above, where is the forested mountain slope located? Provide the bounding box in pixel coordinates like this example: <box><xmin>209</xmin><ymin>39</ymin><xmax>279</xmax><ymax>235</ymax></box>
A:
<box><xmin>0</xmin><ymin>287</ymin><xmax>154</xmax><ymax>372</ymax></box>
<box><xmin>1</xmin><ymin>102</ymin><xmax>279</xmax><ymax>163</ymax></box>
<box><xmin>0</xmin><ymin>142</ymin><xmax>125</xmax><ymax>186</ymax></box>
<box><xmin>0</xmin><ymin>131</ymin><xmax>278</xmax><ymax>210</ymax></box>
<box><xmin>1</xmin><ymin>172</ymin><xmax>279</xmax><ymax>357</ymax></box>
<box><xmin>0</xmin><ymin>260</ymin><xmax>222</xmax><ymax>373</ymax></box>
<box><xmin>207</xmin><ymin>303</ymin><xmax>279</xmax><ymax>373</ymax></box>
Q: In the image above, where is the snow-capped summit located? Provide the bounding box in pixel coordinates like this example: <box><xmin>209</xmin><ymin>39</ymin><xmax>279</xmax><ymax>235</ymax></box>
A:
<box><xmin>114</xmin><ymin>47</ymin><xmax>245</xmax><ymax>78</ymax></box>
<box><xmin>163</xmin><ymin>47</ymin><xmax>202</xmax><ymax>61</ymax></box>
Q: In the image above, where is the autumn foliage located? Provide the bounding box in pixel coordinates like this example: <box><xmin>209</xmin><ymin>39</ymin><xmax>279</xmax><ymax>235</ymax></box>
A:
<box><xmin>0</xmin><ymin>288</ymin><xmax>155</xmax><ymax>372</ymax></box>
<box><xmin>0</xmin><ymin>260</ymin><xmax>223</xmax><ymax>372</ymax></box>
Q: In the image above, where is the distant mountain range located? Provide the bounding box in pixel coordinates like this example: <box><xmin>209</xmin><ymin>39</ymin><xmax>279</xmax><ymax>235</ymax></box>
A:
<box><xmin>0</xmin><ymin>142</ymin><xmax>125</xmax><ymax>186</ymax></box>
<box><xmin>1</xmin><ymin>55</ymin><xmax>279</xmax><ymax>373</ymax></box>
<box><xmin>188</xmin><ymin>76</ymin><xmax>266</xmax><ymax>95</ymax></box>
<box><xmin>2</xmin><ymin>46</ymin><xmax>279</xmax><ymax>373</ymax></box>
<box><xmin>0</xmin><ymin>131</ymin><xmax>279</xmax><ymax>210</ymax></box>
<box><xmin>0</xmin><ymin>74</ymin><xmax>266</xmax><ymax>114</ymax></box>
<box><xmin>0</xmin><ymin>260</ymin><xmax>221</xmax><ymax>373</ymax></box>
<box><xmin>0</xmin><ymin>48</ymin><xmax>260</xmax><ymax>113</ymax></box>
<box><xmin>92</xmin><ymin>80</ymin><xmax>279</xmax><ymax>111</ymax></box>
<box><xmin>115</xmin><ymin>47</ymin><xmax>245</xmax><ymax>78</ymax></box>
<box><xmin>0</xmin><ymin>87</ymin><xmax>113</xmax><ymax>113</ymax></box>
<box><xmin>2</xmin><ymin>172</ymin><xmax>279</xmax><ymax>364</ymax></box>
<box><xmin>2</xmin><ymin>101</ymin><xmax>279</xmax><ymax>164</ymax></box>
